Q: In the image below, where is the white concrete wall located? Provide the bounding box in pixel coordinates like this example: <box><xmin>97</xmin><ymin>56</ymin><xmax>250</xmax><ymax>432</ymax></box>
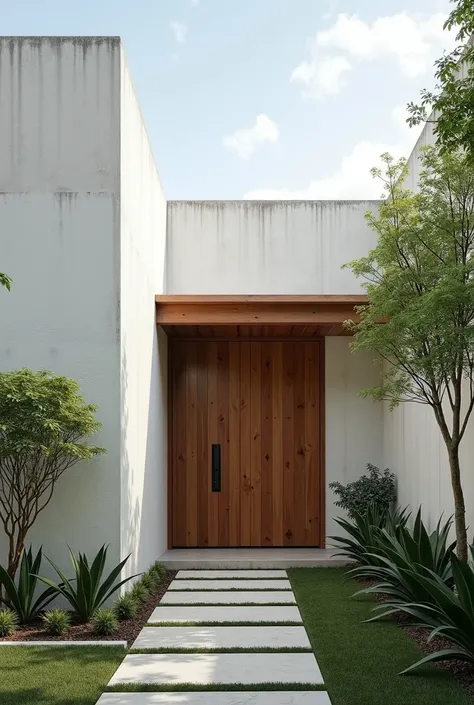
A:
<box><xmin>326</xmin><ymin>338</ymin><xmax>383</xmax><ymax>539</ymax></box>
<box><xmin>166</xmin><ymin>200</ymin><xmax>380</xmax><ymax>294</ymax></box>
<box><xmin>0</xmin><ymin>37</ymin><xmax>122</xmax><ymax>572</ymax></box>
<box><xmin>119</xmin><ymin>48</ymin><xmax>168</xmax><ymax>579</ymax></box>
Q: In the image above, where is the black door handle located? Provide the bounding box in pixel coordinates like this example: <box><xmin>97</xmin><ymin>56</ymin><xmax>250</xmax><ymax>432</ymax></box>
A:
<box><xmin>212</xmin><ymin>444</ymin><xmax>221</xmax><ymax>492</ymax></box>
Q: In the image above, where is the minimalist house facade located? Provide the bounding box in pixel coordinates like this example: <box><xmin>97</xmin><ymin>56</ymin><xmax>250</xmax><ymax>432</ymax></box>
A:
<box><xmin>0</xmin><ymin>37</ymin><xmax>468</xmax><ymax>577</ymax></box>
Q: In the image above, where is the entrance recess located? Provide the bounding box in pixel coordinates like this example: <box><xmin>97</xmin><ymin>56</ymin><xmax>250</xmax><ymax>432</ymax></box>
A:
<box><xmin>170</xmin><ymin>340</ymin><xmax>323</xmax><ymax>548</ymax></box>
<box><xmin>157</xmin><ymin>294</ymin><xmax>366</xmax><ymax>550</ymax></box>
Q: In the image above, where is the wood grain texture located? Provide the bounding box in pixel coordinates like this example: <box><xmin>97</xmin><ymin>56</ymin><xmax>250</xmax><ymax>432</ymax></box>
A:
<box><xmin>171</xmin><ymin>340</ymin><xmax>323</xmax><ymax>547</ymax></box>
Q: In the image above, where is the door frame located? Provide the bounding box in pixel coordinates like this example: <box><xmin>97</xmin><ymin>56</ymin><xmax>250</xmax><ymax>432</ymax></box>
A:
<box><xmin>166</xmin><ymin>335</ymin><xmax>326</xmax><ymax>549</ymax></box>
<box><xmin>158</xmin><ymin>294</ymin><xmax>365</xmax><ymax>550</ymax></box>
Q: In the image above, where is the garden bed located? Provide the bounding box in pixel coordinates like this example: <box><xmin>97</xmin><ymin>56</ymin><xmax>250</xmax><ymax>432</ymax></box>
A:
<box><xmin>0</xmin><ymin>570</ymin><xmax>175</xmax><ymax>645</ymax></box>
<box><xmin>358</xmin><ymin>576</ymin><xmax>474</xmax><ymax>698</ymax></box>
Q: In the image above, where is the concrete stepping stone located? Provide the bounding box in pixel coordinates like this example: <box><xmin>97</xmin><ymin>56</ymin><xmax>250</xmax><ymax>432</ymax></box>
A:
<box><xmin>160</xmin><ymin>591</ymin><xmax>296</xmax><ymax>605</ymax></box>
<box><xmin>148</xmin><ymin>605</ymin><xmax>303</xmax><ymax>623</ymax></box>
<box><xmin>176</xmin><ymin>570</ymin><xmax>287</xmax><ymax>579</ymax></box>
<box><xmin>107</xmin><ymin>652</ymin><xmax>324</xmax><ymax>686</ymax></box>
<box><xmin>168</xmin><ymin>579</ymin><xmax>291</xmax><ymax>591</ymax></box>
<box><xmin>132</xmin><ymin>626</ymin><xmax>311</xmax><ymax>650</ymax></box>
<box><xmin>97</xmin><ymin>692</ymin><xmax>332</xmax><ymax>704</ymax></box>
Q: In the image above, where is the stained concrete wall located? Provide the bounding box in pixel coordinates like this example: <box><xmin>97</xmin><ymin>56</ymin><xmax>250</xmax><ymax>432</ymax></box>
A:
<box><xmin>119</xmin><ymin>47</ymin><xmax>168</xmax><ymax>578</ymax></box>
<box><xmin>166</xmin><ymin>200</ymin><xmax>381</xmax><ymax>294</ymax></box>
<box><xmin>0</xmin><ymin>37</ymin><xmax>122</xmax><ymax>572</ymax></box>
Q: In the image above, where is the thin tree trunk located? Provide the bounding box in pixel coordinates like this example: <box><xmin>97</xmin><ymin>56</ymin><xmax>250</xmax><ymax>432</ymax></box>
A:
<box><xmin>447</xmin><ymin>445</ymin><xmax>468</xmax><ymax>561</ymax></box>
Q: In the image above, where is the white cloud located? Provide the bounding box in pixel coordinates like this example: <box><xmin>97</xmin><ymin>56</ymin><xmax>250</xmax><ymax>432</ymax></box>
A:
<box><xmin>223</xmin><ymin>114</ymin><xmax>279</xmax><ymax>160</ymax></box>
<box><xmin>171</xmin><ymin>21</ymin><xmax>187</xmax><ymax>44</ymax></box>
<box><xmin>292</xmin><ymin>12</ymin><xmax>454</xmax><ymax>98</ymax></box>
<box><xmin>243</xmin><ymin>105</ymin><xmax>419</xmax><ymax>200</ymax></box>
<box><xmin>291</xmin><ymin>55</ymin><xmax>351</xmax><ymax>98</ymax></box>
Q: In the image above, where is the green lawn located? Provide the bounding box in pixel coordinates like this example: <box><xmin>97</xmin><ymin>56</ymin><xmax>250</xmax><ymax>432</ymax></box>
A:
<box><xmin>0</xmin><ymin>646</ymin><xmax>124</xmax><ymax>705</ymax></box>
<box><xmin>289</xmin><ymin>568</ymin><xmax>472</xmax><ymax>705</ymax></box>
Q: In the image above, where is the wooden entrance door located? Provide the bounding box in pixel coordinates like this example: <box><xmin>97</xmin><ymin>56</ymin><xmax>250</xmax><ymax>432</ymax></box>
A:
<box><xmin>170</xmin><ymin>340</ymin><xmax>323</xmax><ymax>547</ymax></box>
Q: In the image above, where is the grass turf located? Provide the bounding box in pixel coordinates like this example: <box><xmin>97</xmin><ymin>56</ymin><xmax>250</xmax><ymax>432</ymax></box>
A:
<box><xmin>107</xmin><ymin>683</ymin><xmax>324</xmax><ymax>693</ymax></box>
<box><xmin>0</xmin><ymin>646</ymin><xmax>124</xmax><ymax>705</ymax></box>
<box><xmin>289</xmin><ymin>567</ymin><xmax>472</xmax><ymax>705</ymax></box>
<box><xmin>147</xmin><ymin>621</ymin><xmax>302</xmax><ymax>626</ymax></box>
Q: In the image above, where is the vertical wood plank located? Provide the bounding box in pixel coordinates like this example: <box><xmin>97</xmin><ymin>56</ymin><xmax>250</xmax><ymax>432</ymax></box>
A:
<box><xmin>293</xmin><ymin>342</ymin><xmax>306</xmax><ymax>545</ymax></box>
<box><xmin>185</xmin><ymin>342</ymin><xmax>198</xmax><ymax>546</ymax></box>
<box><xmin>196</xmin><ymin>343</ymin><xmax>209</xmax><ymax>546</ymax></box>
<box><xmin>172</xmin><ymin>343</ymin><xmax>187</xmax><ymax>546</ymax></box>
<box><xmin>272</xmin><ymin>342</ymin><xmax>284</xmax><ymax>545</ymax></box>
<box><xmin>304</xmin><ymin>342</ymin><xmax>320</xmax><ymax>545</ymax></box>
<box><xmin>282</xmin><ymin>343</ymin><xmax>295</xmax><ymax>546</ymax></box>
<box><xmin>261</xmin><ymin>342</ymin><xmax>273</xmax><ymax>545</ymax></box>
<box><xmin>239</xmin><ymin>342</ymin><xmax>251</xmax><ymax>546</ymax></box>
<box><xmin>217</xmin><ymin>342</ymin><xmax>230</xmax><ymax>546</ymax></box>
<box><xmin>228</xmin><ymin>343</ymin><xmax>241</xmax><ymax>546</ymax></box>
<box><xmin>207</xmin><ymin>342</ymin><xmax>219</xmax><ymax>546</ymax></box>
<box><xmin>250</xmin><ymin>343</ymin><xmax>262</xmax><ymax>546</ymax></box>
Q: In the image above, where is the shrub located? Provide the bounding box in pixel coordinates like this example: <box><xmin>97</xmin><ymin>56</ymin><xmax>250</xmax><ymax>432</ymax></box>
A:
<box><xmin>0</xmin><ymin>546</ymin><xmax>57</xmax><ymax>624</ymax></box>
<box><xmin>0</xmin><ymin>608</ymin><xmax>18</xmax><ymax>637</ymax></box>
<box><xmin>350</xmin><ymin>509</ymin><xmax>456</xmax><ymax>617</ymax></box>
<box><xmin>149</xmin><ymin>561</ymin><xmax>166</xmax><ymax>583</ymax></box>
<box><xmin>396</xmin><ymin>550</ymin><xmax>474</xmax><ymax>673</ymax></box>
<box><xmin>91</xmin><ymin>608</ymin><xmax>118</xmax><ymax>636</ymax></box>
<box><xmin>329</xmin><ymin>464</ymin><xmax>396</xmax><ymax>518</ymax></box>
<box><xmin>330</xmin><ymin>504</ymin><xmax>409</xmax><ymax>566</ymax></box>
<box><xmin>37</xmin><ymin>545</ymin><xmax>139</xmax><ymax>623</ymax></box>
<box><xmin>141</xmin><ymin>572</ymin><xmax>156</xmax><ymax>591</ymax></box>
<box><xmin>114</xmin><ymin>593</ymin><xmax>138</xmax><ymax>620</ymax></box>
<box><xmin>42</xmin><ymin>609</ymin><xmax>70</xmax><ymax>636</ymax></box>
<box><xmin>0</xmin><ymin>368</ymin><xmax>105</xmax><ymax>579</ymax></box>
<box><xmin>131</xmin><ymin>582</ymin><xmax>149</xmax><ymax>603</ymax></box>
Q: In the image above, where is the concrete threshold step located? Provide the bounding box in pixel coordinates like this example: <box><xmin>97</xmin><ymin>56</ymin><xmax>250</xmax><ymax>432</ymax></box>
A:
<box><xmin>168</xmin><ymin>579</ymin><xmax>292</xmax><ymax>591</ymax></box>
<box><xmin>176</xmin><ymin>570</ymin><xmax>288</xmax><ymax>579</ymax></box>
<box><xmin>160</xmin><ymin>591</ymin><xmax>296</xmax><ymax>605</ymax></box>
<box><xmin>148</xmin><ymin>605</ymin><xmax>302</xmax><ymax>624</ymax></box>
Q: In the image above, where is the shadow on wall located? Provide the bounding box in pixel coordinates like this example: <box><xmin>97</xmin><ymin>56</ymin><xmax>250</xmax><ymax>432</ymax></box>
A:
<box><xmin>121</xmin><ymin>324</ymin><xmax>168</xmax><ymax>581</ymax></box>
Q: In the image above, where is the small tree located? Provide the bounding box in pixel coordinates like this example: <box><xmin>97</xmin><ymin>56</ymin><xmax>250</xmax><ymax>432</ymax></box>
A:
<box><xmin>0</xmin><ymin>369</ymin><xmax>105</xmax><ymax>578</ymax></box>
<box><xmin>346</xmin><ymin>148</ymin><xmax>474</xmax><ymax>561</ymax></box>
<box><xmin>407</xmin><ymin>1</ymin><xmax>474</xmax><ymax>156</ymax></box>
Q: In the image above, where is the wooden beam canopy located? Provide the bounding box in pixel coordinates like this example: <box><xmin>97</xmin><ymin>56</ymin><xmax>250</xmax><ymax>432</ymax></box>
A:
<box><xmin>155</xmin><ymin>295</ymin><xmax>367</xmax><ymax>327</ymax></box>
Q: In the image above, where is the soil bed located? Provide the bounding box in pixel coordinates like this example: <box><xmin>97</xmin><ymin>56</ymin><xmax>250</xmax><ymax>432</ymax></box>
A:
<box><xmin>0</xmin><ymin>570</ymin><xmax>176</xmax><ymax>646</ymax></box>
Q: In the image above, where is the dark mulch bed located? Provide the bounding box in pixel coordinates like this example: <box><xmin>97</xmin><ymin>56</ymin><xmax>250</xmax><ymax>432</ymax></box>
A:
<box><xmin>0</xmin><ymin>570</ymin><xmax>176</xmax><ymax>646</ymax></box>
<box><xmin>357</xmin><ymin>576</ymin><xmax>474</xmax><ymax>699</ymax></box>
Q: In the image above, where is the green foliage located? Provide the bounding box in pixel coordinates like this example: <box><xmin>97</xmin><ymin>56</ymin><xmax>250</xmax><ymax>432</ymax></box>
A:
<box><xmin>329</xmin><ymin>464</ymin><xmax>396</xmax><ymax>518</ymax></box>
<box><xmin>141</xmin><ymin>572</ymin><xmax>157</xmax><ymax>591</ymax></box>
<box><xmin>36</xmin><ymin>545</ymin><xmax>138</xmax><ymax>623</ymax></box>
<box><xmin>0</xmin><ymin>368</ymin><xmax>105</xmax><ymax>578</ymax></box>
<box><xmin>0</xmin><ymin>546</ymin><xmax>57</xmax><ymax>624</ymax></box>
<box><xmin>330</xmin><ymin>504</ymin><xmax>410</xmax><ymax>566</ymax></box>
<box><xmin>131</xmin><ymin>581</ymin><xmax>150</xmax><ymax>604</ymax></box>
<box><xmin>42</xmin><ymin>608</ymin><xmax>71</xmax><ymax>636</ymax></box>
<box><xmin>396</xmin><ymin>550</ymin><xmax>474</xmax><ymax>673</ymax></box>
<box><xmin>0</xmin><ymin>608</ymin><xmax>18</xmax><ymax>636</ymax></box>
<box><xmin>345</xmin><ymin>148</ymin><xmax>474</xmax><ymax>560</ymax></box>
<box><xmin>149</xmin><ymin>562</ymin><xmax>166</xmax><ymax>583</ymax></box>
<box><xmin>91</xmin><ymin>607</ymin><xmax>119</xmax><ymax>636</ymax></box>
<box><xmin>114</xmin><ymin>593</ymin><xmax>138</xmax><ymax>621</ymax></box>
<box><xmin>407</xmin><ymin>1</ymin><xmax>474</xmax><ymax>158</ymax></box>
<box><xmin>0</xmin><ymin>272</ymin><xmax>12</xmax><ymax>291</ymax></box>
<box><xmin>350</xmin><ymin>509</ymin><xmax>456</xmax><ymax>617</ymax></box>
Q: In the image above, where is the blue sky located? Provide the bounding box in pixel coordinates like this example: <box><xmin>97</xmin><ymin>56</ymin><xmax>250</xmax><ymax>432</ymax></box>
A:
<box><xmin>1</xmin><ymin>0</ymin><xmax>453</xmax><ymax>199</ymax></box>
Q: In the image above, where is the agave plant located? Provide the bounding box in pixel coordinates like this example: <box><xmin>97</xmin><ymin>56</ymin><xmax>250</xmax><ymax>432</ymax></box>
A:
<box><xmin>396</xmin><ymin>549</ymin><xmax>474</xmax><ymax>673</ymax></box>
<box><xmin>350</xmin><ymin>509</ymin><xmax>456</xmax><ymax>619</ymax></box>
<box><xmin>36</xmin><ymin>544</ymin><xmax>140</xmax><ymax>623</ymax></box>
<box><xmin>329</xmin><ymin>504</ymin><xmax>410</xmax><ymax>566</ymax></box>
<box><xmin>0</xmin><ymin>546</ymin><xmax>57</xmax><ymax>624</ymax></box>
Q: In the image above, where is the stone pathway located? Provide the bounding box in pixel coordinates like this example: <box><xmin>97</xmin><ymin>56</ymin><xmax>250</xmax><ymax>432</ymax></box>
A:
<box><xmin>97</xmin><ymin>570</ymin><xmax>332</xmax><ymax>704</ymax></box>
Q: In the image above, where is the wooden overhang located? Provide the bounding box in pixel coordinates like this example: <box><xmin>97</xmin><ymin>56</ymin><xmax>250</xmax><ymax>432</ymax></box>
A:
<box><xmin>155</xmin><ymin>295</ymin><xmax>368</xmax><ymax>338</ymax></box>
